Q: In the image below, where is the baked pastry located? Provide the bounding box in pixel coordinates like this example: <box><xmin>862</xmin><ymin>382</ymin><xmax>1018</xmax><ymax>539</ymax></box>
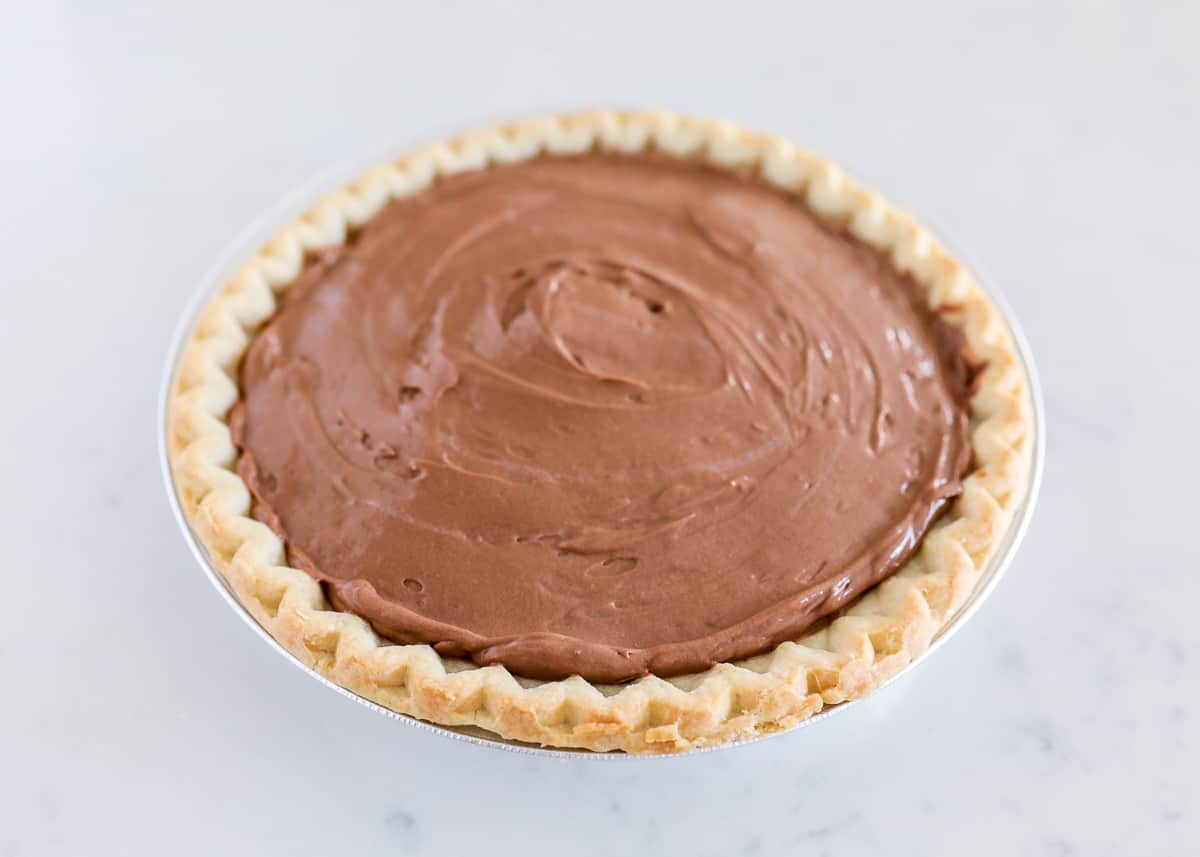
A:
<box><xmin>168</xmin><ymin>111</ymin><xmax>1034</xmax><ymax>753</ymax></box>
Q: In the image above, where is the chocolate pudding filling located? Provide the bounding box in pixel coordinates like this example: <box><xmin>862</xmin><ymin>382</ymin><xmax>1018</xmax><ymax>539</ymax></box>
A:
<box><xmin>231</xmin><ymin>153</ymin><xmax>973</xmax><ymax>682</ymax></box>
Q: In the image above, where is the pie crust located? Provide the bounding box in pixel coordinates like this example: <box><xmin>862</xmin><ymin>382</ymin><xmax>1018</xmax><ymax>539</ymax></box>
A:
<box><xmin>167</xmin><ymin>110</ymin><xmax>1034</xmax><ymax>753</ymax></box>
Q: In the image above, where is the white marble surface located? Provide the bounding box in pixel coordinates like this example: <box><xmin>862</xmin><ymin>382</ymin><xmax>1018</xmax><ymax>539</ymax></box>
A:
<box><xmin>3</xmin><ymin>2</ymin><xmax>1197</xmax><ymax>854</ymax></box>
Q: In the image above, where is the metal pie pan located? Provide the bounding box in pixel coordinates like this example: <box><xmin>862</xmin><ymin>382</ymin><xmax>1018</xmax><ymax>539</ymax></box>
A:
<box><xmin>159</xmin><ymin>135</ymin><xmax>1045</xmax><ymax>759</ymax></box>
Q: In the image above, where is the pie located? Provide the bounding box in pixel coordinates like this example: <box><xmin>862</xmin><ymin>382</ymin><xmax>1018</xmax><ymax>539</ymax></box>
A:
<box><xmin>168</xmin><ymin>111</ymin><xmax>1034</xmax><ymax>753</ymax></box>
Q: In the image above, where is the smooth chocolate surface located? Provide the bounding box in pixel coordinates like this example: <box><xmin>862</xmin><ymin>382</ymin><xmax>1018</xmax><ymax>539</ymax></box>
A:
<box><xmin>232</xmin><ymin>153</ymin><xmax>972</xmax><ymax>682</ymax></box>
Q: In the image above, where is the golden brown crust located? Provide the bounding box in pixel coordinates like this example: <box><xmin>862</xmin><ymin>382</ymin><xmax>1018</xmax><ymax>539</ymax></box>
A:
<box><xmin>167</xmin><ymin>110</ymin><xmax>1034</xmax><ymax>753</ymax></box>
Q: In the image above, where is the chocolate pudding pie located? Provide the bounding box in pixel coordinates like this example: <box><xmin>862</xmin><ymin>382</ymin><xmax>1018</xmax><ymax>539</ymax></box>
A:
<box><xmin>169</xmin><ymin>112</ymin><xmax>1033</xmax><ymax>752</ymax></box>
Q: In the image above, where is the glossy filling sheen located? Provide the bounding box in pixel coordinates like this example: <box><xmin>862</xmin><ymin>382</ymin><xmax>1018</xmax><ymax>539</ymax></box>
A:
<box><xmin>232</xmin><ymin>153</ymin><xmax>973</xmax><ymax>682</ymax></box>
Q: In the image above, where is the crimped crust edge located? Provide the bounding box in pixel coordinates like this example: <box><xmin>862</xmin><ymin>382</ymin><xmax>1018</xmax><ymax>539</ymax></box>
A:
<box><xmin>167</xmin><ymin>110</ymin><xmax>1034</xmax><ymax>754</ymax></box>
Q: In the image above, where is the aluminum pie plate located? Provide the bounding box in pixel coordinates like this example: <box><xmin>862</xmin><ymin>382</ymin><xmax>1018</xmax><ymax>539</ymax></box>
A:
<box><xmin>159</xmin><ymin>142</ymin><xmax>1045</xmax><ymax>759</ymax></box>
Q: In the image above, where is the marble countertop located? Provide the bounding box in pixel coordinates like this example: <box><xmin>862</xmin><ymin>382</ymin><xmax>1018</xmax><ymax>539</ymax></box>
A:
<box><xmin>2</xmin><ymin>2</ymin><xmax>1196</xmax><ymax>854</ymax></box>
